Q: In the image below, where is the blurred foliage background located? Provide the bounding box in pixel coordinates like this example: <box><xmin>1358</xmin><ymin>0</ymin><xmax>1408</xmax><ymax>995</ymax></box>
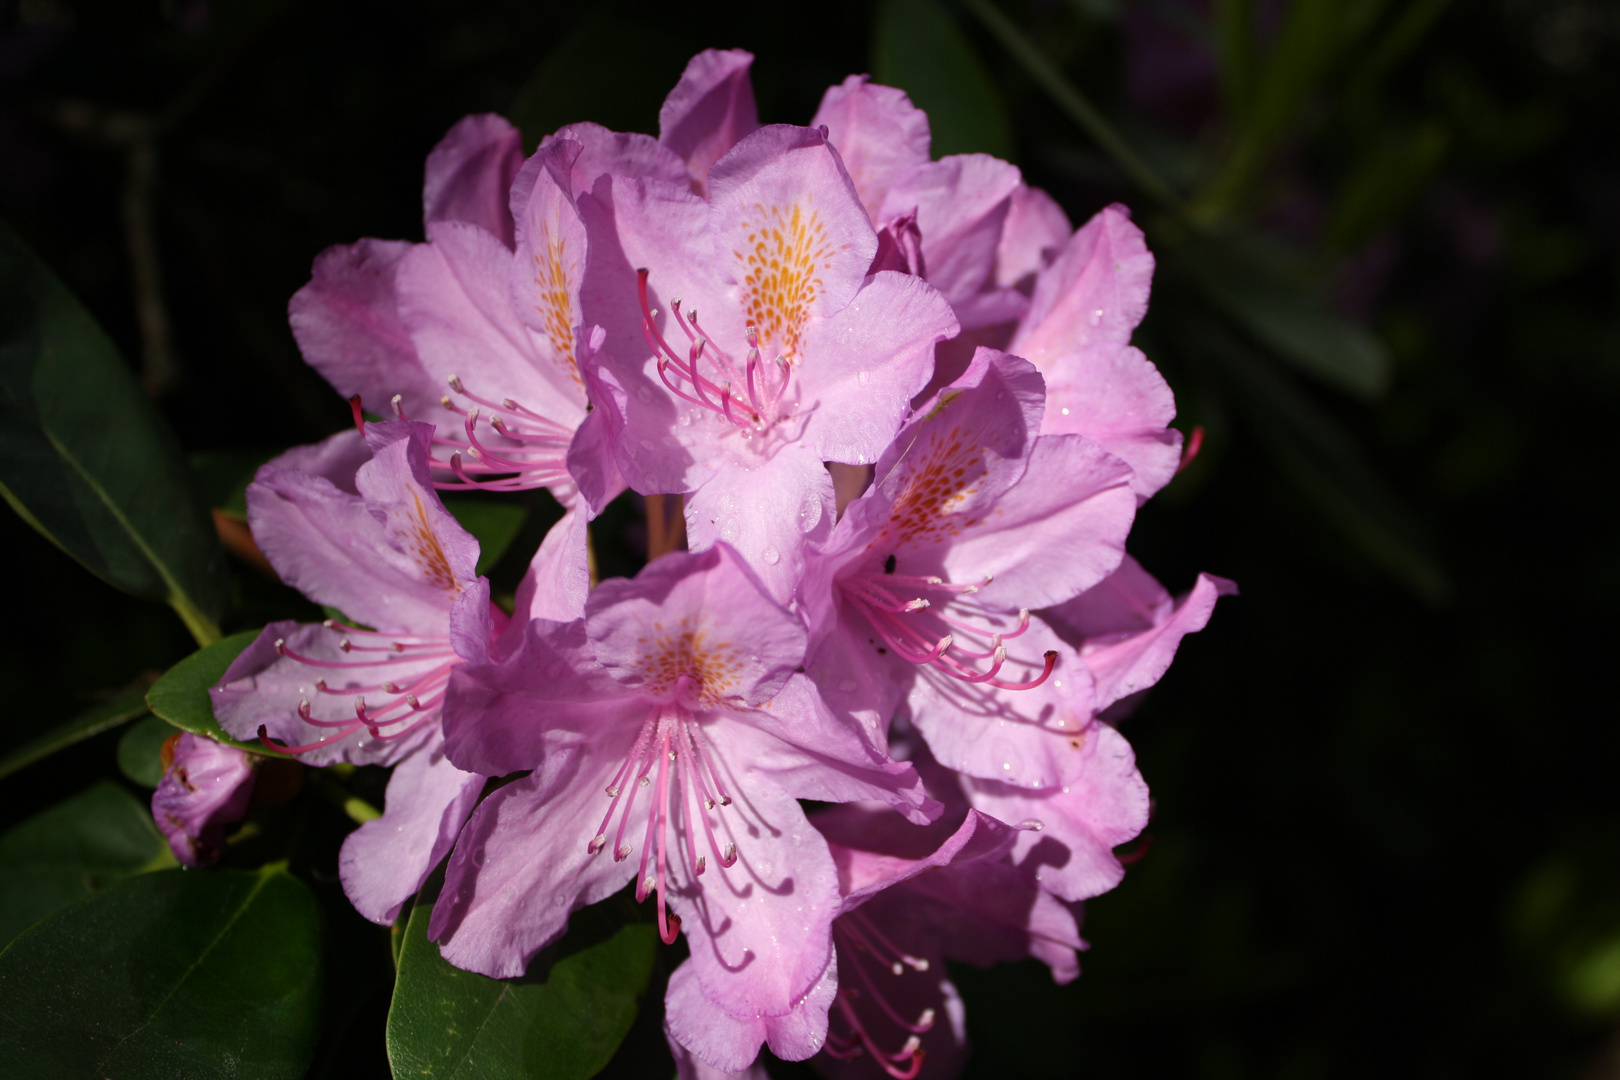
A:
<box><xmin>2</xmin><ymin>0</ymin><xmax>1618</xmax><ymax>1076</ymax></box>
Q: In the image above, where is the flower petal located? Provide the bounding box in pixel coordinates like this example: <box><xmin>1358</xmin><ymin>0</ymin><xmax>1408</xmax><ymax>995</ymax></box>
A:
<box><xmin>960</xmin><ymin>720</ymin><xmax>1149</xmax><ymax>902</ymax></box>
<box><xmin>289</xmin><ymin>238</ymin><xmax>442</xmax><ymax>422</ymax></box>
<box><xmin>811</xmin><ymin>75</ymin><xmax>931</xmax><ymax>221</ymax></box>
<box><xmin>338</xmin><ymin>731</ymin><xmax>484</xmax><ymax>924</ymax></box>
<box><xmin>996</xmin><ymin>185</ymin><xmax>1072</xmax><ymax>291</ymax></box>
<box><xmin>683</xmin><ymin>445</ymin><xmax>834</xmax><ymax>605</ymax></box>
<box><xmin>428</xmin><ymin>742</ymin><xmax>638</xmax><ymax>978</ymax></box>
<box><xmin>795</xmin><ymin>271</ymin><xmax>959</xmax><ymax>465</ymax></box>
<box><xmin>423</xmin><ymin>113</ymin><xmax>525</xmax><ymax>248</ymax></box>
<box><xmin>586</xmin><ymin>544</ymin><xmax>808</xmax><ymax>704</ymax></box>
<box><xmin>880</xmin><ymin>154</ymin><xmax>1027</xmax><ymax>328</ymax></box>
<box><xmin>905</xmin><ymin>616</ymin><xmax>1099</xmax><ymax>788</ymax></box>
<box><xmin>1046</xmin><ymin>562</ymin><xmax>1237</xmax><ymax>710</ymax></box>
<box><xmin>659</xmin><ymin>48</ymin><xmax>760</xmax><ymax>195</ymax></box>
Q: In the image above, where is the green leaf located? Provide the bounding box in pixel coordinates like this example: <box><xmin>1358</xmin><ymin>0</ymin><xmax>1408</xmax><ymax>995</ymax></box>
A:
<box><xmin>873</xmin><ymin>0</ymin><xmax>1013</xmax><ymax>159</ymax></box>
<box><xmin>0</xmin><ymin>221</ymin><xmax>231</xmax><ymax>645</ymax></box>
<box><xmin>442</xmin><ymin>496</ymin><xmax>529</xmax><ymax>577</ymax></box>
<box><xmin>146</xmin><ymin>630</ymin><xmax>277</xmax><ymax>754</ymax></box>
<box><xmin>959</xmin><ymin>0</ymin><xmax>1186</xmax><ymax>212</ymax></box>
<box><xmin>0</xmin><ymin>781</ymin><xmax>170</xmax><ymax>947</ymax></box>
<box><xmin>0</xmin><ymin>864</ymin><xmax>322</xmax><ymax>1079</ymax></box>
<box><xmin>387</xmin><ymin>874</ymin><xmax>657</xmax><ymax>1080</ymax></box>
<box><xmin>1171</xmin><ymin>238</ymin><xmax>1392</xmax><ymax>398</ymax></box>
<box><xmin>118</xmin><ymin>714</ymin><xmax>179</xmax><ymax>788</ymax></box>
<box><xmin>0</xmin><ymin>683</ymin><xmax>150</xmax><ymax>781</ymax></box>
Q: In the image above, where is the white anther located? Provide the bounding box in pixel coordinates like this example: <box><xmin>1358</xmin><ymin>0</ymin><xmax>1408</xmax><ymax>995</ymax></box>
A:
<box><xmin>440</xmin><ymin>395</ymin><xmax>455</xmax><ymax>410</ymax></box>
<box><xmin>695</xmin><ymin>856</ymin><xmax>706</xmax><ymax>874</ymax></box>
<box><xmin>389</xmin><ymin>394</ymin><xmax>405</xmax><ymax>417</ymax></box>
<box><xmin>903</xmin><ymin>598</ymin><xmax>930</xmax><ymax>612</ymax></box>
<box><xmin>642</xmin><ymin>875</ymin><xmax>657</xmax><ymax>894</ymax></box>
<box><xmin>639</xmin><ymin>775</ymin><xmax>651</xmax><ymax>789</ymax></box>
<box><xmin>314</xmin><ymin>678</ymin><xmax>328</xmax><ymax>691</ymax></box>
<box><xmin>615</xmin><ymin>844</ymin><xmax>632</xmax><ymax>861</ymax></box>
<box><xmin>382</xmin><ymin>682</ymin><xmax>400</xmax><ymax>693</ymax></box>
<box><xmin>606</xmin><ymin>785</ymin><xmax>621</xmax><ymax>797</ymax></box>
<box><xmin>704</xmin><ymin>798</ymin><xmax>715</xmax><ymax>811</ymax></box>
<box><xmin>406</xmin><ymin>695</ymin><xmax>421</xmax><ymax>709</ymax></box>
<box><xmin>588</xmin><ymin>834</ymin><xmax>606</xmax><ymax>854</ymax></box>
<box><xmin>447</xmin><ymin>374</ymin><xmax>465</xmax><ymax>392</ymax></box>
<box><xmin>722</xmin><ymin>842</ymin><xmax>736</xmax><ymax>862</ymax></box>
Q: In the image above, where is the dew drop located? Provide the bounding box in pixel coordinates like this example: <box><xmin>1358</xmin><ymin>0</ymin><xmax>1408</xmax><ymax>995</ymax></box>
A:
<box><xmin>762</xmin><ymin>546</ymin><xmax>780</xmax><ymax>565</ymax></box>
<box><xmin>1018</xmin><ymin>818</ymin><xmax>1045</xmax><ymax>832</ymax></box>
<box><xmin>1060</xmin><ymin>407</ymin><xmax>1071</xmax><ymax>415</ymax></box>
<box><xmin>857</xmin><ymin>370</ymin><xmax>869</xmax><ymax>386</ymax></box>
<box><xmin>720</xmin><ymin>518</ymin><xmax>741</xmax><ymax>542</ymax></box>
<box><xmin>1089</xmin><ymin>308</ymin><xmax>1104</xmax><ymax>325</ymax></box>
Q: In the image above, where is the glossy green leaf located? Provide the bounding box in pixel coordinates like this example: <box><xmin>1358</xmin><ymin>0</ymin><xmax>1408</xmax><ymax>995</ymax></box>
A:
<box><xmin>0</xmin><ymin>864</ymin><xmax>322</xmax><ymax>1079</ymax></box>
<box><xmin>387</xmin><ymin>875</ymin><xmax>657</xmax><ymax>1080</ymax></box>
<box><xmin>118</xmin><ymin>714</ymin><xmax>179</xmax><ymax>788</ymax></box>
<box><xmin>0</xmin><ymin>781</ymin><xmax>170</xmax><ymax>947</ymax></box>
<box><xmin>146</xmin><ymin>630</ymin><xmax>277</xmax><ymax>754</ymax></box>
<box><xmin>874</xmin><ymin>0</ymin><xmax>1012</xmax><ymax>159</ymax></box>
<box><xmin>0</xmin><ymin>683</ymin><xmax>150</xmax><ymax>781</ymax></box>
<box><xmin>442</xmin><ymin>496</ymin><xmax>529</xmax><ymax>577</ymax></box>
<box><xmin>1172</xmin><ymin>239</ymin><xmax>1391</xmax><ymax>398</ymax></box>
<box><xmin>0</xmin><ymin>221</ymin><xmax>230</xmax><ymax>645</ymax></box>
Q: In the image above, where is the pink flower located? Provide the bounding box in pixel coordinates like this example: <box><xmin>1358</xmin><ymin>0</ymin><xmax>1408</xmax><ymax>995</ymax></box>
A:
<box><xmin>151</xmin><ymin>733</ymin><xmax>256</xmax><ymax>868</ymax></box>
<box><xmin>802</xmin><ymin>347</ymin><xmax>1138</xmax><ymax>785</ymax></box>
<box><xmin>810</xmin><ymin>803</ymin><xmax>1084</xmax><ymax>1080</ymax></box>
<box><xmin>1006</xmin><ymin>206</ymin><xmax>1183</xmax><ymax>500</ymax></box>
<box><xmin>430</xmin><ymin>544</ymin><xmax>936</xmax><ymax>1051</ymax></box>
<box><xmin>811</xmin><ymin>74</ymin><xmax>1071</xmax><ymax>331</ymax></box>
<box><xmin>210</xmin><ymin>420</ymin><xmax>491</xmax><ymax>923</ymax></box>
<box><xmin>949</xmin><ymin>560</ymin><xmax>1237</xmax><ymax>902</ymax></box>
<box><xmin>578</xmin><ymin>120</ymin><xmax>958</xmax><ymax>601</ymax></box>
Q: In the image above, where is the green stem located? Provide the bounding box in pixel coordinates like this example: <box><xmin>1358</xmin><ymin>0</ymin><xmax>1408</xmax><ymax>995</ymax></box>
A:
<box><xmin>957</xmin><ymin>0</ymin><xmax>1190</xmax><ymax>219</ymax></box>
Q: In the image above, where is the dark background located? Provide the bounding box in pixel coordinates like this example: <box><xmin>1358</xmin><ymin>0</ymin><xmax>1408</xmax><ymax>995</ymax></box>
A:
<box><xmin>2</xmin><ymin>0</ymin><xmax>1617</xmax><ymax>1076</ymax></box>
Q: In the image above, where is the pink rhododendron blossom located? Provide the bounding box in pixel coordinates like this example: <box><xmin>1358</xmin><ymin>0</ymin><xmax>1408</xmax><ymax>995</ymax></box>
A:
<box><xmin>431</xmin><ymin>544</ymin><xmax>937</xmax><ymax>1053</ymax></box>
<box><xmin>210</xmin><ymin>420</ymin><xmax>492</xmax><ymax>923</ymax></box>
<box><xmin>287</xmin><ymin>115</ymin><xmax>632</xmax><ymax>536</ymax></box>
<box><xmin>151</xmin><ymin>733</ymin><xmax>256</xmax><ymax>868</ymax></box>
<box><xmin>808</xmin><ymin>803</ymin><xmax>1085</xmax><ymax>1080</ymax></box>
<box><xmin>1044</xmin><ymin>554</ymin><xmax>1239</xmax><ymax>715</ymax></box>
<box><xmin>801</xmin><ymin>348</ymin><xmax>1137</xmax><ymax>784</ymax></box>
<box><xmin>810</xmin><ymin>74</ymin><xmax>1069</xmax><ymax>330</ymax></box>
<box><xmin>579</xmin><ymin>122</ymin><xmax>958</xmax><ymax>600</ymax></box>
<box><xmin>1006</xmin><ymin>205</ymin><xmax>1182</xmax><ymax>500</ymax></box>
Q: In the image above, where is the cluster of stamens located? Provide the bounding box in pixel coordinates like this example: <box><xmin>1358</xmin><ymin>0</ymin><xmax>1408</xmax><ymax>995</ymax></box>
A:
<box><xmin>257</xmin><ymin>620</ymin><xmax>458</xmax><ymax>754</ymax></box>
<box><xmin>585</xmin><ymin>683</ymin><xmax>741</xmax><ymax>945</ymax></box>
<box><xmin>360</xmin><ymin>379</ymin><xmax>574</xmax><ymax>492</ymax></box>
<box><xmin>637</xmin><ymin>269</ymin><xmax>793</xmax><ymax>431</ymax></box>
<box><xmin>840</xmin><ymin>560</ymin><xmax>1057</xmax><ymax>690</ymax></box>
<box><xmin>824</xmin><ymin>910</ymin><xmax>936</xmax><ymax>1079</ymax></box>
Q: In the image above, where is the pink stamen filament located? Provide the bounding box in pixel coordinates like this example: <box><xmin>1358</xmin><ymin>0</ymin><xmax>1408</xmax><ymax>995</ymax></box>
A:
<box><xmin>261</xmin><ymin>624</ymin><xmax>459</xmax><ymax>755</ymax></box>
<box><xmin>586</xmin><ymin>707</ymin><xmax>740</xmax><ymax>945</ymax></box>
<box><xmin>637</xmin><ymin>269</ymin><xmax>778</xmax><ymax>429</ymax></box>
<box><xmin>821</xmin><ymin>920</ymin><xmax>934</xmax><ymax>1078</ymax></box>
<box><xmin>841</xmin><ymin>572</ymin><xmax>1056</xmax><ymax>690</ymax></box>
<box><xmin>409</xmin><ymin>375</ymin><xmax>574</xmax><ymax>491</ymax></box>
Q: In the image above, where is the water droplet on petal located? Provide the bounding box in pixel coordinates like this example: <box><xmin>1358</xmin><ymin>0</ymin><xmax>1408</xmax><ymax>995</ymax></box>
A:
<box><xmin>762</xmin><ymin>546</ymin><xmax>780</xmax><ymax>565</ymax></box>
<box><xmin>1018</xmin><ymin>819</ymin><xmax>1045</xmax><ymax>832</ymax></box>
<box><xmin>857</xmin><ymin>371</ymin><xmax>869</xmax><ymax>386</ymax></box>
<box><xmin>1090</xmin><ymin>308</ymin><xmax>1104</xmax><ymax>325</ymax></box>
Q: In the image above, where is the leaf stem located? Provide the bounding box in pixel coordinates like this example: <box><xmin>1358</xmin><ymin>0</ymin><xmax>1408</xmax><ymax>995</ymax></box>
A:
<box><xmin>957</xmin><ymin>0</ymin><xmax>1191</xmax><ymax>219</ymax></box>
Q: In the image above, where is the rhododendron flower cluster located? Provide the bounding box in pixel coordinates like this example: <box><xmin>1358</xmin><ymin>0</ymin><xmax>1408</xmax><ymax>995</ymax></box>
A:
<box><xmin>200</xmin><ymin>48</ymin><xmax>1232</xmax><ymax>1079</ymax></box>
